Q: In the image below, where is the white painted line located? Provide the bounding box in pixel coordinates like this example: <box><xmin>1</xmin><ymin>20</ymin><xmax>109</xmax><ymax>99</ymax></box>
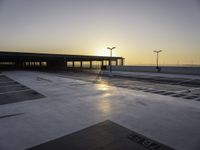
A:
<box><xmin>0</xmin><ymin>89</ymin><xmax>32</xmax><ymax>95</ymax></box>
<box><xmin>0</xmin><ymin>81</ymin><xmax>16</xmax><ymax>84</ymax></box>
<box><xmin>36</xmin><ymin>77</ymin><xmax>52</xmax><ymax>83</ymax></box>
<box><xmin>174</xmin><ymin>79</ymin><xmax>196</xmax><ymax>85</ymax></box>
<box><xmin>176</xmin><ymin>88</ymin><xmax>200</xmax><ymax>93</ymax></box>
<box><xmin>0</xmin><ymin>84</ymin><xmax>21</xmax><ymax>88</ymax></box>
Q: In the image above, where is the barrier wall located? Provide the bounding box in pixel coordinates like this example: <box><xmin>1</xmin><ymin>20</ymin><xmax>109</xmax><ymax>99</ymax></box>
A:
<box><xmin>107</xmin><ymin>66</ymin><xmax>200</xmax><ymax>75</ymax></box>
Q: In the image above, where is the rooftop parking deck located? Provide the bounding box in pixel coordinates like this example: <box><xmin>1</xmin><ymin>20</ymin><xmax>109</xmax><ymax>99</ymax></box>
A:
<box><xmin>0</xmin><ymin>71</ymin><xmax>200</xmax><ymax>150</ymax></box>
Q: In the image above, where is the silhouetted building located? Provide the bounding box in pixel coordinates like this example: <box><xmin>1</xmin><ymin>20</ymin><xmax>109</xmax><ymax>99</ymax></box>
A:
<box><xmin>0</xmin><ymin>51</ymin><xmax>124</xmax><ymax>70</ymax></box>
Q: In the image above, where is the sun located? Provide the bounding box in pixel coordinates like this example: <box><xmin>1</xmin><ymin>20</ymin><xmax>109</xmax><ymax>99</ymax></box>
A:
<box><xmin>94</xmin><ymin>48</ymin><xmax>109</xmax><ymax>56</ymax></box>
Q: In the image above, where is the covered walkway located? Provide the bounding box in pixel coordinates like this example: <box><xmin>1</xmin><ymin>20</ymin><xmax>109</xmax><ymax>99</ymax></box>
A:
<box><xmin>0</xmin><ymin>51</ymin><xmax>124</xmax><ymax>70</ymax></box>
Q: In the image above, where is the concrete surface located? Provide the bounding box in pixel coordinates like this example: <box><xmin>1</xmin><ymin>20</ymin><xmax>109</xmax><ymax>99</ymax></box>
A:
<box><xmin>0</xmin><ymin>71</ymin><xmax>200</xmax><ymax>150</ymax></box>
<box><xmin>46</xmin><ymin>70</ymin><xmax>200</xmax><ymax>101</ymax></box>
<box><xmin>0</xmin><ymin>75</ymin><xmax>44</xmax><ymax>105</ymax></box>
<box><xmin>109</xmin><ymin>66</ymin><xmax>200</xmax><ymax>75</ymax></box>
<box><xmin>28</xmin><ymin>120</ymin><xmax>174</xmax><ymax>150</ymax></box>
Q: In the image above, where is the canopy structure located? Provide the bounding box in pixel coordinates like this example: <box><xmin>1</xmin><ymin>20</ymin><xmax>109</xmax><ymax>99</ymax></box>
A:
<box><xmin>0</xmin><ymin>51</ymin><xmax>124</xmax><ymax>70</ymax></box>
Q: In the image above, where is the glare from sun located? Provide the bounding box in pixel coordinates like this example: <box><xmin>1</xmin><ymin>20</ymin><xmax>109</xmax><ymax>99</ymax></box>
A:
<box><xmin>95</xmin><ymin>48</ymin><xmax>109</xmax><ymax>56</ymax></box>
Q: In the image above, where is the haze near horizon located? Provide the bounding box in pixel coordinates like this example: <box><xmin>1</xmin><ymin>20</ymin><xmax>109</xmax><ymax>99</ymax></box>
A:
<box><xmin>0</xmin><ymin>0</ymin><xmax>200</xmax><ymax>65</ymax></box>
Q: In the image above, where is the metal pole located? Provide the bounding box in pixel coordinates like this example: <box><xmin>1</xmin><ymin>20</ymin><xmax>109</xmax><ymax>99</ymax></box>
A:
<box><xmin>157</xmin><ymin>52</ymin><xmax>159</xmax><ymax>68</ymax></box>
<box><xmin>107</xmin><ymin>47</ymin><xmax>116</xmax><ymax>73</ymax></box>
<box><xmin>110</xmin><ymin>49</ymin><xmax>112</xmax><ymax>72</ymax></box>
<box><xmin>153</xmin><ymin>50</ymin><xmax>162</xmax><ymax>72</ymax></box>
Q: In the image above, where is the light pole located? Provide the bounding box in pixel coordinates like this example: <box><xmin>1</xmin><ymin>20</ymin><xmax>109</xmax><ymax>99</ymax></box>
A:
<box><xmin>153</xmin><ymin>50</ymin><xmax>162</xmax><ymax>72</ymax></box>
<box><xmin>107</xmin><ymin>47</ymin><xmax>116</xmax><ymax>73</ymax></box>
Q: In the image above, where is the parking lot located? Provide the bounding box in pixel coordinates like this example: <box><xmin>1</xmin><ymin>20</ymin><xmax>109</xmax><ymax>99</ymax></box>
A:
<box><xmin>47</xmin><ymin>71</ymin><xmax>200</xmax><ymax>101</ymax></box>
<box><xmin>0</xmin><ymin>74</ymin><xmax>44</xmax><ymax>105</ymax></box>
<box><xmin>0</xmin><ymin>71</ymin><xmax>200</xmax><ymax>150</ymax></box>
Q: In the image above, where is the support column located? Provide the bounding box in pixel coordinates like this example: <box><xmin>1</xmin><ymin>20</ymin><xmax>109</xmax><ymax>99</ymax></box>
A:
<box><xmin>101</xmin><ymin>61</ymin><xmax>103</xmax><ymax>69</ymax></box>
<box><xmin>116</xmin><ymin>60</ymin><xmax>118</xmax><ymax>66</ymax></box>
<box><xmin>122</xmin><ymin>58</ymin><xmax>125</xmax><ymax>66</ymax></box>
<box><xmin>80</xmin><ymin>61</ymin><xmax>83</xmax><ymax>68</ymax></box>
<box><xmin>66</xmin><ymin>61</ymin><xmax>68</xmax><ymax>68</ymax></box>
<box><xmin>90</xmin><ymin>61</ymin><xmax>92</xmax><ymax>69</ymax></box>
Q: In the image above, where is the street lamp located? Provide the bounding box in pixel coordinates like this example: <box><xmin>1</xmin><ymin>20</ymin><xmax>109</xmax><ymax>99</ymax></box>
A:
<box><xmin>107</xmin><ymin>47</ymin><xmax>116</xmax><ymax>73</ymax></box>
<box><xmin>153</xmin><ymin>50</ymin><xmax>162</xmax><ymax>72</ymax></box>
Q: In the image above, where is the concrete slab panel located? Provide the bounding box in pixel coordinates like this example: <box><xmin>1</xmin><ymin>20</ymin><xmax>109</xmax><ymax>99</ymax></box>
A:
<box><xmin>0</xmin><ymin>79</ymin><xmax>13</xmax><ymax>83</ymax></box>
<box><xmin>0</xmin><ymin>75</ymin><xmax>45</xmax><ymax>105</ymax></box>
<box><xmin>0</xmin><ymin>90</ymin><xmax>45</xmax><ymax>105</ymax></box>
<box><xmin>0</xmin><ymin>85</ymin><xmax>29</xmax><ymax>93</ymax></box>
<box><xmin>28</xmin><ymin>120</ymin><xmax>174</xmax><ymax>150</ymax></box>
<box><xmin>0</xmin><ymin>81</ymin><xmax>19</xmax><ymax>87</ymax></box>
<box><xmin>0</xmin><ymin>75</ymin><xmax>13</xmax><ymax>80</ymax></box>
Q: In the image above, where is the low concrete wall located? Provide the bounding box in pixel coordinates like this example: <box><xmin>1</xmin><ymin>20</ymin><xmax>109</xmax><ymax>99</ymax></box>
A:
<box><xmin>107</xmin><ymin>66</ymin><xmax>200</xmax><ymax>75</ymax></box>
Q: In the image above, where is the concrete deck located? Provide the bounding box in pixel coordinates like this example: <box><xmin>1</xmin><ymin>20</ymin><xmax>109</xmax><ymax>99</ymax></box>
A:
<box><xmin>0</xmin><ymin>71</ymin><xmax>200</xmax><ymax>150</ymax></box>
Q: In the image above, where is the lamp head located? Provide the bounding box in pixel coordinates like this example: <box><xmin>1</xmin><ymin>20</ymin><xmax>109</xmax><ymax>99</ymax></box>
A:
<box><xmin>154</xmin><ymin>50</ymin><xmax>162</xmax><ymax>53</ymax></box>
<box><xmin>107</xmin><ymin>47</ymin><xmax>116</xmax><ymax>50</ymax></box>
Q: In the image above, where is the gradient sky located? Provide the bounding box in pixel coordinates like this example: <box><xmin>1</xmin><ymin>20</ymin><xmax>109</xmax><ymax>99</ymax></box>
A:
<box><xmin>0</xmin><ymin>0</ymin><xmax>200</xmax><ymax>65</ymax></box>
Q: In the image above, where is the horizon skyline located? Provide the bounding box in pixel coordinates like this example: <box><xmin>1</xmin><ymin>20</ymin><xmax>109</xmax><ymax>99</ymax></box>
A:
<box><xmin>1</xmin><ymin>49</ymin><xmax>200</xmax><ymax>66</ymax></box>
<box><xmin>0</xmin><ymin>0</ymin><xmax>200</xmax><ymax>65</ymax></box>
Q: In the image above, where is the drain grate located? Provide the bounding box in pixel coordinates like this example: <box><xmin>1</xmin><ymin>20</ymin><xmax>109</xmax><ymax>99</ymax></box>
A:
<box><xmin>128</xmin><ymin>133</ymin><xmax>172</xmax><ymax>150</ymax></box>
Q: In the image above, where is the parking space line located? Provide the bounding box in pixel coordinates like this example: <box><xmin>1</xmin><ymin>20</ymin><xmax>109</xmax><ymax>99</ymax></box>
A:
<box><xmin>173</xmin><ymin>78</ymin><xmax>196</xmax><ymax>85</ymax></box>
<box><xmin>0</xmin><ymin>81</ymin><xmax>16</xmax><ymax>84</ymax></box>
<box><xmin>0</xmin><ymin>89</ymin><xmax>32</xmax><ymax>95</ymax></box>
<box><xmin>0</xmin><ymin>84</ymin><xmax>22</xmax><ymax>88</ymax></box>
<box><xmin>176</xmin><ymin>87</ymin><xmax>200</xmax><ymax>93</ymax></box>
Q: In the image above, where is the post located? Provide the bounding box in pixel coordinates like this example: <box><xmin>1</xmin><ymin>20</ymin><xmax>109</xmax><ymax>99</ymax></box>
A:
<box><xmin>153</xmin><ymin>50</ymin><xmax>162</xmax><ymax>72</ymax></box>
<box><xmin>110</xmin><ymin>49</ymin><xmax>112</xmax><ymax>72</ymax></box>
<box><xmin>116</xmin><ymin>60</ymin><xmax>118</xmax><ymax>66</ymax></box>
<box><xmin>107</xmin><ymin>47</ymin><xmax>116</xmax><ymax>73</ymax></box>
<box><xmin>156</xmin><ymin>53</ymin><xmax>158</xmax><ymax>68</ymax></box>
<box><xmin>90</xmin><ymin>61</ymin><xmax>92</xmax><ymax>69</ymax></box>
<box><xmin>122</xmin><ymin>58</ymin><xmax>125</xmax><ymax>66</ymax></box>
<box><xmin>80</xmin><ymin>61</ymin><xmax>83</xmax><ymax>68</ymax></box>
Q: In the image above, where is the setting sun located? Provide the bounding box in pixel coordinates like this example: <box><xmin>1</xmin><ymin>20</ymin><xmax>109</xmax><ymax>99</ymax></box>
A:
<box><xmin>94</xmin><ymin>48</ymin><xmax>109</xmax><ymax>56</ymax></box>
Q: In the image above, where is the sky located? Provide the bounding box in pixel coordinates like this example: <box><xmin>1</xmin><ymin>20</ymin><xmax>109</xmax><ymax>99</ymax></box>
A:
<box><xmin>0</xmin><ymin>0</ymin><xmax>200</xmax><ymax>65</ymax></box>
